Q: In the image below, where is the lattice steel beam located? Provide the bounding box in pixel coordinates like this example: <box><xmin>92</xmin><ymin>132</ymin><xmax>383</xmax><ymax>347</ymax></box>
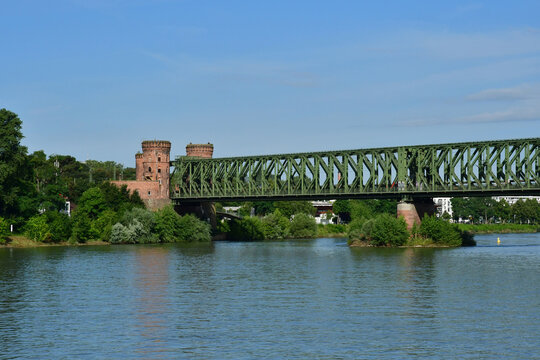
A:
<box><xmin>170</xmin><ymin>138</ymin><xmax>540</xmax><ymax>202</ymax></box>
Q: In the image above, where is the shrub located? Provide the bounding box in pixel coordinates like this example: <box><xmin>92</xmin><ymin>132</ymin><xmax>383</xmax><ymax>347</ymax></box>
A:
<box><xmin>120</xmin><ymin>207</ymin><xmax>158</xmax><ymax>243</ymax></box>
<box><xmin>45</xmin><ymin>212</ymin><xmax>72</xmax><ymax>243</ymax></box>
<box><xmin>25</xmin><ymin>215</ymin><xmax>51</xmax><ymax>242</ymax></box>
<box><xmin>370</xmin><ymin>214</ymin><xmax>409</xmax><ymax>246</ymax></box>
<box><xmin>91</xmin><ymin>210</ymin><xmax>118</xmax><ymax>242</ymax></box>
<box><xmin>154</xmin><ymin>206</ymin><xmax>211</xmax><ymax>243</ymax></box>
<box><xmin>176</xmin><ymin>214</ymin><xmax>212</xmax><ymax>242</ymax></box>
<box><xmin>109</xmin><ymin>221</ymin><xmax>144</xmax><ymax>244</ymax></box>
<box><xmin>262</xmin><ymin>210</ymin><xmax>290</xmax><ymax>240</ymax></box>
<box><xmin>0</xmin><ymin>217</ymin><xmax>10</xmax><ymax>244</ymax></box>
<box><xmin>348</xmin><ymin>218</ymin><xmax>367</xmax><ymax>241</ymax></box>
<box><xmin>154</xmin><ymin>205</ymin><xmax>181</xmax><ymax>243</ymax></box>
<box><xmin>289</xmin><ymin>213</ymin><xmax>317</xmax><ymax>238</ymax></box>
<box><xmin>317</xmin><ymin>223</ymin><xmax>347</xmax><ymax>237</ymax></box>
<box><xmin>228</xmin><ymin>217</ymin><xmax>265</xmax><ymax>241</ymax></box>
<box><xmin>420</xmin><ymin>215</ymin><xmax>462</xmax><ymax>247</ymax></box>
<box><xmin>71</xmin><ymin>211</ymin><xmax>94</xmax><ymax>243</ymax></box>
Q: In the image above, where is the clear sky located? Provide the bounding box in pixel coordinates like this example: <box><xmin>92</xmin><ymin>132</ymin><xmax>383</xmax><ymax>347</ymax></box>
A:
<box><xmin>2</xmin><ymin>0</ymin><xmax>539</xmax><ymax>166</ymax></box>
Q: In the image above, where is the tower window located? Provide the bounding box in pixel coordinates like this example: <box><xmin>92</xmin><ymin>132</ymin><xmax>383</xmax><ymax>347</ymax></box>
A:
<box><xmin>148</xmin><ymin>167</ymin><xmax>152</xmax><ymax>172</ymax></box>
<box><xmin>158</xmin><ymin>157</ymin><xmax>161</xmax><ymax>162</ymax></box>
<box><xmin>158</xmin><ymin>168</ymin><xmax>161</xmax><ymax>173</ymax></box>
<box><xmin>148</xmin><ymin>191</ymin><xmax>151</xmax><ymax>196</ymax></box>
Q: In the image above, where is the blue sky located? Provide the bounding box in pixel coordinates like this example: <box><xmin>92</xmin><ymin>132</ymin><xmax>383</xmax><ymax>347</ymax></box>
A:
<box><xmin>2</xmin><ymin>0</ymin><xmax>539</xmax><ymax>166</ymax></box>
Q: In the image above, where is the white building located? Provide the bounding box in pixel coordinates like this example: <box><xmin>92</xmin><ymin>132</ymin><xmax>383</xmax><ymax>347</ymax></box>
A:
<box><xmin>434</xmin><ymin>196</ymin><xmax>540</xmax><ymax>219</ymax></box>
<box><xmin>491</xmin><ymin>196</ymin><xmax>540</xmax><ymax>206</ymax></box>
<box><xmin>433</xmin><ymin>197</ymin><xmax>453</xmax><ymax>217</ymax></box>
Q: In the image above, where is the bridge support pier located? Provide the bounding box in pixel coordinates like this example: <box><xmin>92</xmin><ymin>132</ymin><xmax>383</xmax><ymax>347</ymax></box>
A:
<box><xmin>175</xmin><ymin>202</ymin><xmax>217</xmax><ymax>230</ymax></box>
<box><xmin>397</xmin><ymin>199</ymin><xmax>436</xmax><ymax>230</ymax></box>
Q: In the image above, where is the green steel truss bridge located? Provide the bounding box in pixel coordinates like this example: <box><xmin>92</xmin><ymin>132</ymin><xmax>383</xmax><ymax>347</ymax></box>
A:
<box><xmin>170</xmin><ymin>138</ymin><xmax>540</xmax><ymax>203</ymax></box>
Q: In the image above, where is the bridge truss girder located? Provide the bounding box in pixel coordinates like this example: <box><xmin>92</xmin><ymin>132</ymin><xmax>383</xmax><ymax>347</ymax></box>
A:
<box><xmin>170</xmin><ymin>138</ymin><xmax>540</xmax><ymax>202</ymax></box>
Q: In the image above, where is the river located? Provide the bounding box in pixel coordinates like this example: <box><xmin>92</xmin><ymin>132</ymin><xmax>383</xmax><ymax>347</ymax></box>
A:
<box><xmin>1</xmin><ymin>233</ymin><xmax>539</xmax><ymax>359</ymax></box>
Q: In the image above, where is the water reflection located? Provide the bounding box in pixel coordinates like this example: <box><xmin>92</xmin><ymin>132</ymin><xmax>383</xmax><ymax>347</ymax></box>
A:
<box><xmin>133</xmin><ymin>246</ymin><xmax>171</xmax><ymax>357</ymax></box>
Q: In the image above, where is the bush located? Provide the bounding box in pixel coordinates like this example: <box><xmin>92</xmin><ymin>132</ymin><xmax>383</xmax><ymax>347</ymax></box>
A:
<box><xmin>370</xmin><ymin>214</ymin><xmax>409</xmax><ymax>246</ymax></box>
<box><xmin>91</xmin><ymin>210</ymin><xmax>118</xmax><ymax>242</ymax></box>
<box><xmin>419</xmin><ymin>215</ymin><xmax>463</xmax><ymax>247</ymax></box>
<box><xmin>262</xmin><ymin>210</ymin><xmax>290</xmax><ymax>240</ymax></box>
<box><xmin>228</xmin><ymin>217</ymin><xmax>265</xmax><ymax>241</ymax></box>
<box><xmin>71</xmin><ymin>211</ymin><xmax>95</xmax><ymax>243</ymax></box>
<box><xmin>109</xmin><ymin>221</ymin><xmax>144</xmax><ymax>244</ymax></box>
<box><xmin>317</xmin><ymin>223</ymin><xmax>347</xmax><ymax>237</ymax></box>
<box><xmin>289</xmin><ymin>213</ymin><xmax>317</xmax><ymax>238</ymax></box>
<box><xmin>119</xmin><ymin>207</ymin><xmax>158</xmax><ymax>243</ymax></box>
<box><xmin>154</xmin><ymin>206</ymin><xmax>211</xmax><ymax>243</ymax></box>
<box><xmin>154</xmin><ymin>205</ymin><xmax>182</xmax><ymax>243</ymax></box>
<box><xmin>25</xmin><ymin>215</ymin><xmax>51</xmax><ymax>242</ymax></box>
<box><xmin>0</xmin><ymin>217</ymin><xmax>10</xmax><ymax>244</ymax></box>
<box><xmin>348</xmin><ymin>218</ymin><xmax>367</xmax><ymax>241</ymax></box>
<box><xmin>350</xmin><ymin>214</ymin><xmax>409</xmax><ymax>246</ymax></box>
<box><xmin>176</xmin><ymin>214</ymin><xmax>212</xmax><ymax>242</ymax></box>
<box><xmin>45</xmin><ymin>212</ymin><xmax>72</xmax><ymax>243</ymax></box>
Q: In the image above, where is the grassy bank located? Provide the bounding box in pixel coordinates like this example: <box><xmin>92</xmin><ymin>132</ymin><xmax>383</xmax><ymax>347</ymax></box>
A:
<box><xmin>455</xmin><ymin>223</ymin><xmax>539</xmax><ymax>234</ymax></box>
<box><xmin>1</xmin><ymin>235</ymin><xmax>109</xmax><ymax>248</ymax></box>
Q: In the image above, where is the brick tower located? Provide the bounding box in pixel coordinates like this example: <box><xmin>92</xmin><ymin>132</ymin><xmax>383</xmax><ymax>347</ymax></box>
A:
<box><xmin>186</xmin><ymin>143</ymin><xmax>214</xmax><ymax>158</ymax></box>
<box><xmin>112</xmin><ymin>140</ymin><xmax>171</xmax><ymax>210</ymax></box>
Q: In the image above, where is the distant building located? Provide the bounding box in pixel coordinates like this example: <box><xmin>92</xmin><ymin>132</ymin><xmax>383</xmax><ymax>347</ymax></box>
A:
<box><xmin>434</xmin><ymin>197</ymin><xmax>453</xmax><ymax>218</ymax></box>
<box><xmin>491</xmin><ymin>196</ymin><xmax>540</xmax><ymax>205</ymax></box>
<box><xmin>311</xmin><ymin>200</ymin><xmax>335</xmax><ymax>224</ymax></box>
<box><xmin>434</xmin><ymin>196</ymin><xmax>540</xmax><ymax>219</ymax></box>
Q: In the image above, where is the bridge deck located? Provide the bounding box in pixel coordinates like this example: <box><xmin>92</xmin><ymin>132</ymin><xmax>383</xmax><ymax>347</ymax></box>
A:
<box><xmin>170</xmin><ymin>138</ymin><xmax>540</xmax><ymax>202</ymax></box>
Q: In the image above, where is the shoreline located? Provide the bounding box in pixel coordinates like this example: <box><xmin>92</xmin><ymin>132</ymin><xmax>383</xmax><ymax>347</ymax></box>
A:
<box><xmin>1</xmin><ymin>235</ymin><xmax>109</xmax><ymax>248</ymax></box>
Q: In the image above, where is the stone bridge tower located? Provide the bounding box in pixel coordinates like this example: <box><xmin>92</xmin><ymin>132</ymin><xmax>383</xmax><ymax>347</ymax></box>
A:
<box><xmin>112</xmin><ymin>140</ymin><xmax>171</xmax><ymax>210</ymax></box>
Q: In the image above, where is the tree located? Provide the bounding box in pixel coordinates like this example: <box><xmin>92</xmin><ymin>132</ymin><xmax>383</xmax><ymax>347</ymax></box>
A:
<box><xmin>0</xmin><ymin>109</ymin><xmax>35</xmax><ymax>221</ymax></box>
<box><xmin>76</xmin><ymin>187</ymin><xmax>107</xmax><ymax>219</ymax></box>
<box><xmin>262</xmin><ymin>209</ymin><xmax>290</xmax><ymax>240</ymax></box>
<box><xmin>274</xmin><ymin>201</ymin><xmax>316</xmax><ymax>218</ymax></box>
<box><xmin>493</xmin><ymin>199</ymin><xmax>511</xmax><ymax>223</ymax></box>
<box><xmin>289</xmin><ymin>213</ymin><xmax>317</xmax><ymax>238</ymax></box>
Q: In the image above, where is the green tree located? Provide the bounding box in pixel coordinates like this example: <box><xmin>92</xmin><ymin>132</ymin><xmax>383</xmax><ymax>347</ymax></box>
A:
<box><xmin>253</xmin><ymin>201</ymin><xmax>276</xmax><ymax>216</ymax></box>
<box><xmin>71</xmin><ymin>211</ymin><xmax>94</xmax><ymax>243</ymax></box>
<box><xmin>261</xmin><ymin>209</ymin><xmax>290</xmax><ymax>240</ymax></box>
<box><xmin>493</xmin><ymin>199</ymin><xmax>512</xmax><ymax>223</ymax></box>
<box><xmin>289</xmin><ymin>213</ymin><xmax>317</xmax><ymax>238</ymax></box>
<box><xmin>274</xmin><ymin>201</ymin><xmax>315</xmax><ymax>218</ymax></box>
<box><xmin>0</xmin><ymin>109</ymin><xmax>36</xmax><ymax>222</ymax></box>
<box><xmin>153</xmin><ymin>205</ymin><xmax>211</xmax><ymax>243</ymax></box>
<box><xmin>176</xmin><ymin>214</ymin><xmax>211</xmax><ymax>242</ymax></box>
<box><xmin>0</xmin><ymin>217</ymin><xmax>10</xmax><ymax>244</ymax></box>
<box><xmin>370</xmin><ymin>214</ymin><xmax>409</xmax><ymax>246</ymax></box>
<box><xmin>419</xmin><ymin>215</ymin><xmax>462</xmax><ymax>246</ymax></box>
<box><xmin>228</xmin><ymin>217</ymin><xmax>265</xmax><ymax>241</ymax></box>
<box><xmin>24</xmin><ymin>215</ymin><xmax>51</xmax><ymax>242</ymax></box>
<box><xmin>77</xmin><ymin>187</ymin><xmax>107</xmax><ymax>219</ymax></box>
<box><xmin>45</xmin><ymin>211</ymin><xmax>72</xmax><ymax>243</ymax></box>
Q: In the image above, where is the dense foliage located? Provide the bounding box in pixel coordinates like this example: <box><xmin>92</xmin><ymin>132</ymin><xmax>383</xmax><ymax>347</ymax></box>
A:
<box><xmin>289</xmin><ymin>213</ymin><xmax>317</xmax><ymax>238</ymax></box>
<box><xmin>333</xmin><ymin>199</ymin><xmax>397</xmax><ymax>222</ymax></box>
<box><xmin>451</xmin><ymin>197</ymin><xmax>540</xmax><ymax>224</ymax></box>
<box><xmin>348</xmin><ymin>214</ymin><xmax>409</xmax><ymax>246</ymax></box>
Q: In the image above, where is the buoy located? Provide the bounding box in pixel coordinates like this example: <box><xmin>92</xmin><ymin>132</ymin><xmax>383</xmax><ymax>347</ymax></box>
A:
<box><xmin>497</xmin><ymin>237</ymin><xmax>501</xmax><ymax>245</ymax></box>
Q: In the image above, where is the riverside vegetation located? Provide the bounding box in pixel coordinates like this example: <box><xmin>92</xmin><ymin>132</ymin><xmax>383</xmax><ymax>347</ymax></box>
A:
<box><xmin>0</xmin><ymin>108</ymin><xmax>534</xmax><ymax>247</ymax></box>
<box><xmin>0</xmin><ymin>109</ymin><xmax>210</xmax><ymax>246</ymax></box>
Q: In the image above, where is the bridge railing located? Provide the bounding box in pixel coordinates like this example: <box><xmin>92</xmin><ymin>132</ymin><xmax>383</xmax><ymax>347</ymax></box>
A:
<box><xmin>170</xmin><ymin>138</ymin><xmax>540</xmax><ymax>201</ymax></box>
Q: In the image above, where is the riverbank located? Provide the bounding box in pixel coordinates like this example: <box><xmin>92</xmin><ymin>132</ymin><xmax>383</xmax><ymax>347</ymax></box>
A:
<box><xmin>1</xmin><ymin>235</ymin><xmax>109</xmax><ymax>248</ymax></box>
<box><xmin>456</xmin><ymin>223</ymin><xmax>539</xmax><ymax>234</ymax></box>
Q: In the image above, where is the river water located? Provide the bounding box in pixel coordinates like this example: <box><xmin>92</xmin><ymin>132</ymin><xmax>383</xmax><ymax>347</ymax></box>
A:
<box><xmin>1</xmin><ymin>233</ymin><xmax>539</xmax><ymax>359</ymax></box>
